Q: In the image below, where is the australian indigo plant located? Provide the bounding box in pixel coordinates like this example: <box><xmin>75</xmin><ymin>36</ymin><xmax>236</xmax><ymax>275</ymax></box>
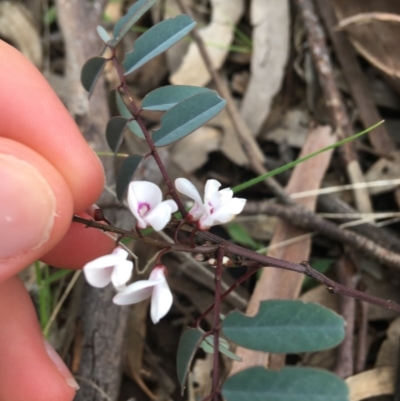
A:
<box><xmin>75</xmin><ymin>1</ymin><xmax>400</xmax><ymax>400</ymax></box>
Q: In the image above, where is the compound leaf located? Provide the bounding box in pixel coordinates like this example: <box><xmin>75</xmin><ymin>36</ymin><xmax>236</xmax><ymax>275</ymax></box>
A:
<box><xmin>111</xmin><ymin>0</ymin><xmax>157</xmax><ymax>47</ymax></box>
<box><xmin>222</xmin><ymin>367</ymin><xmax>349</xmax><ymax>401</ymax></box>
<box><xmin>142</xmin><ymin>85</ymin><xmax>211</xmax><ymax>111</ymax></box>
<box><xmin>123</xmin><ymin>15</ymin><xmax>195</xmax><ymax>75</ymax></box>
<box><xmin>116</xmin><ymin>155</ymin><xmax>143</xmax><ymax>201</ymax></box>
<box><xmin>115</xmin><ymin>91</ymin><xmax>145</xmax><ymax>139</ymax></box>
<box><xmin>153</xmin><ymin>92</ymin><xmax>226</xmax><ymax>146</ymax></box>
<box><xmin>80</xmin><ymin>56</ymin><xmax>107</xmax><ymax>96</ymax></box>
<box><xmin>106</xmin><ymin>117</ymin><xmax>128</xmax><ymax>152</ymax></box>
<box><xmin>176</xmin><ymin>328</ymin><xmax>203</xmax><ymax>394</ymax></box>
<box><xmin>222</xmin><ymin>300</ymin><xmax>345</xmax><ymax>353</ymax></box>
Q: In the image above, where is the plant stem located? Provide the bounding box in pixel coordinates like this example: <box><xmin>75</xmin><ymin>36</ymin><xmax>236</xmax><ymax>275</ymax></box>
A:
<box><xmin>212</xmin><ymin>247</ymin><xmax>224</xmax><ymax>401</ymax></box>
<box><xmin>110</xmin><ymin>51</ymin><xmax>186</xmax><ymax>216</ymax></box>
<box><xmin>73</xmin><ymin>216</ymin><xmax>400</xmax><ymax>315</ymax></box>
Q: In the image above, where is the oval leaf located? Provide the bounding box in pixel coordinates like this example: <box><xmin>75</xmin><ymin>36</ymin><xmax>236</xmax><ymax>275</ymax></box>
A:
<box><xmin>97</xmin><ymin>25</ymin><xmax>111</xmax><ymax>44</ymax></box>
<box><xmin>115</xmin><ymin>91</ymin><xmax>145</xmax><ymax>139</ymax></box>
<box><xmin>123</xmin><ymin>15</ymin><xmax>196</xmax><ymax>75</ymax></box>
<box><xmin>111</xmin><ymin>0</ymin><xmax>157</xmax><ymax>47</ymax></box>
<box><xmin>222</xmin><ymin>300</ymin><xmax>345</xmax><ymax>353</ymax></box>
<box><xmin>80</xmin><ymin>56</ymin><xmax>107</xmax><ymax>96</ymax></box>
<box><xmin>153</xmin><ymin>92</ymin><xmax>226</xmax><ymax>146</ymax></box>
<box><xmin>222</xmin><ymin>367</ymin><xmax>349</xmax><ymax>401</ymax></box>
<box><xmin>106</xmin><ymin>116</ymin><xmax>128</xmax><ymax>152</ymax></box>
<box><xmin>176</xmin><ymin>328</ymin><xmax>203</xmax><ymax>394</ymax></box>
<box><xmin>142</xmin><ymin>85</ymin><xmax>212</xmax><ymax>111</ymax></box>
<box><xmin>116</xmin><ymin>155</ymin><xmax>143</xmax><ymax>201</ymax></box>
<box><xmin>200</xmin><ymin>335</ymin><xmax>242</xmax><ymax>362</ymax></box>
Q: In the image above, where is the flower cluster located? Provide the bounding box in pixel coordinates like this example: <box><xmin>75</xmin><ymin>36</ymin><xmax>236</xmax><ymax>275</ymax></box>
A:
<box><xmin>175</xmin><ymin>178</ymin><xmax>246</xmax><ymax>230</ymax></box>
<box><xmin>83</xmin><ymin>248</ymin><xmax>172</xmax><ymax>324</ymax></box>
<box><xmin>82</xmin><ymin>178</ymin><xmax>246</xmax><ymax>324</ymax></box>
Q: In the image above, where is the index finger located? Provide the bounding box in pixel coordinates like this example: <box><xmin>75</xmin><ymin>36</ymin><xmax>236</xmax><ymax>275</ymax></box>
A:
<box><xmin>0</xmin><ymin>40</ymin><xmax>104</xmax><ymax>212</ymax></box>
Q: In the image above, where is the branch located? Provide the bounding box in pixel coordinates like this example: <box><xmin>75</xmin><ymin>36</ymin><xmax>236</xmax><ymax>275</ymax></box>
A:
<box><xmin>73</xmin><ymin>216</ymin><xmax>400</xmax><ymax>315</ymax></box>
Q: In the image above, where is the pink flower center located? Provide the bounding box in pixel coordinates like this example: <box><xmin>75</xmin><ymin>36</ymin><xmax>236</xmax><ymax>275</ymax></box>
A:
<box><xmin>138</xmin><ymin>202</ymin><xmax>151</xmax><ymax>217</ymax></box>
<box><xmin>207</xmin><ymin>201</ymin><xmax>215</xmax><ymax>215</ymax></box>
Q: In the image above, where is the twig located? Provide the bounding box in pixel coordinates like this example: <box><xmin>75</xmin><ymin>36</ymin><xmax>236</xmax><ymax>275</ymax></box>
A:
<box><xmin>243</xmin><ymin>200</ymin><xmax>400</xmax><ymax>270</ymax></box>
<box><xmin>212</xmin><ymin>247</ymin><xmax>224</xmax><ymax>401</ymax></box>
<box><xmin>73</xmin><ymin>215</ymin><xmax>400</xmax><ymax>314</ymax></box>
<box><xmin>295</xmin><ymin>0</ymin><xmax>372</xmax><ymax>214</ymax></box>
<box><xmin>355</xmin><ymin>282</ymin><xmax>369</xmax><ymax>374</ymax></box>
<box><xmin>315</xmin><ymin>0</ymin><xmax>393</xmax><ymax>155</ymax></box>
<box><xmin>337</xmin><ymin>12</ymin><xmax>400</xmax><ymax>29</ymax></box>
<box><xmin>334</xmin><ymin>254</ymin><xmax>358</xmax><ymax>378</ymax></box>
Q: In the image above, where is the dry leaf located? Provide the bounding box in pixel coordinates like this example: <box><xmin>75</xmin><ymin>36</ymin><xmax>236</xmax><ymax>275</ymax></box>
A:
<box><xmin>171</xmin><ymin>126</ymin><xmax>221</xmax><ymax>173</ymax></box>
<box><xmin>333</xmin><ymin>0</ymin><xmax>400</xmax><ymax>92</ymax></box>
<box><xmin>170</xmin><ymin>0</ymin><xmax>245</xmax><ymax>86</ymax></box>
<box><xmin>263</xmin><ymin>108</ymin><xmax>310</xmax><ymax>148</ymax></box>
<box><xmin>346</xmin><ymin>367</ymin><xmax>395</xmax><ymax>401</ymax></box>
<box><xmin>0</xmin><ymin>2</ymin><xmax>42</xmax><ymax>68</ymax></box>
<box><xmin>375</xmin><ymin>316</ymin><xmax>400</xmax><ymax>369</ymax></box>
<box><xmin>240</xmin><ymin>0</ymin><xmax>290</xmax><ymax>136</ymax></box>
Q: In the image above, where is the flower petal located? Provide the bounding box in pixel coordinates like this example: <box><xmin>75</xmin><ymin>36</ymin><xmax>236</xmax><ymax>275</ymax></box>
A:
<box><xmin>200</xmin><ymin>198</ymin><xmax>246</xmax><ymax>229</ymax></box>
<box><xmin>113</xmin><ymin>280</ymin><xmax>155</xmax><ymax>305</ymax></box>
<box><xmin>150</xmin><ymin>280</ymin><xmax>173</xmax><ymax>324</ymax></box>
<box><xmin>175</xmin><ymin>178</ymin><xmax>203</xmax><ymax>204</ymax></box>
<box><xmin>224</xmin><ymin>197</ymin><xmax>247</xmax><ymax>214</ymax></box>
<box><xmin>111</xmin><ymin>260</ymin><xmax>133</xmax><ymax>289</ymax></box>
<box><xmin>219</xmin><ymin>188</ymin><xmax>234</xmax><ymax>204</ymax></box>
<box><xmin>144</xmin><ymin>202</ymin><xmax>174</xmax><ymax>231</ymax></box>
<box><xmin>128</xmin><ymin>181</ymin><xmax>163</xmax><ymax>228</ymax></box>
<box><xmin>204</xmin><ymin>179</ymin><xmax>221</xmax><ymax>203</ymax></box>
<box><xmin>83</xmin><ymin>265</ymin><xmax>113</xmax><ymax>288</ymax></box>
<box><xmin>164</xmin><ymin>199</ymin><xmax>178</xmax><ymax>213</ymax></box>
<box><xmin>175</xmin><ymin>178</ymin><xmax>206</xmax><ymax>220</ymax></box>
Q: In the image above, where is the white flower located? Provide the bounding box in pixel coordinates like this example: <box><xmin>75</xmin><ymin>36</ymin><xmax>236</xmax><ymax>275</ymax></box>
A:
<box><xmin>83</xmin><ymin>247</ymin><xmax>133</xmax><ymax>290</ymax></box>
<box><xmin>113</xmin><ymin>265</ymin><xmax>173</xmax><ymax>324</ymax></box>
<box><xmin>128</xmin><ymin>181</ymin><xmax>178</xmax><ymax>231</ymax></box>
<box><xmin>175</xmin><ymin>178</ymin><xmax>246</xmax><ymax>230</ymax></box>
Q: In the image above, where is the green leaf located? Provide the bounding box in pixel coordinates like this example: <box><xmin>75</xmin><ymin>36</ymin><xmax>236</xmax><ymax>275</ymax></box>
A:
<box><xmin>80</xmin><ymin>57</ymin><xmax>107</xmax><ymax>96</ymax></box>
<box><xmin>116</xmin><ymin>155</ymin><xmax>143</xmax><ymax>201</ymax></box>
<box><xmin>153</xmin><ymin>92</ymin><xmax>226</xmax><ymax>146</ymax></box>
<box><xmin>142</xmin><ymin>85</ymin><xmax>212</xmax><ymax>111</ymax></box>
<box><xmin>222</xmin><ymin>367</ymin><xmax>349</xmax><ymax>401</ymax></box>
<box><xmin>200</xmin><ymin>335</ymin><xmax>242</xmax><ymax>362</ymax></box>
<box><xmin>222</xmin><ymin>300</ymin><xmax>345</xmax><ymax>353</ymax></box>
<box><xmin>226</xmin><ymin>223</ymin><xmax>262</xmax><ymax>249</ymax></box>
<box><xmin>106</xmin><ymin>116</ymin><xmax>128</xmax><ymax>152</ymax></box>
<box><xmin>115</xmin><ymin>91</ymin><xmax>145</xmax><ymax>139</ymax></box>
<box><xmin>111</xmin><ymin>0</ymin><xmax>158</xmax><ymax>47</ymax></box>
<box><xmin>123</xmin><ymin>15</ymin><xmax>196</xmax><ymax>75</ymax></box>
<box><xmin>97</xmin><ymin>25</ymin><xmax>111</xmax><ymax>44</ymax></box>
<box><xmin>176</xmin><ymin>328</ymin><xmax>204</xmax><ymax>394</ymax></box>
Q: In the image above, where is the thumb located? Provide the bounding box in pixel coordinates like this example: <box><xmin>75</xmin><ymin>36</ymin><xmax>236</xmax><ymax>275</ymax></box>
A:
<box><xmin>0</xmin><ymin>138</ymin><xmax>73</xmax><ymax>282</ymax></box>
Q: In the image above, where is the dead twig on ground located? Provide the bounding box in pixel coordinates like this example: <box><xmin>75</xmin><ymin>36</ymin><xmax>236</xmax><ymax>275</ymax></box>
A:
<box><xmin>295</xmin><ymin>0</ymin><xmax>372</xmax><ymax>214</ymax></box>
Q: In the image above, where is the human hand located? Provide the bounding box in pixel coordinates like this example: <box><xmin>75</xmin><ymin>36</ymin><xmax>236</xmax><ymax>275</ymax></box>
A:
<box><xmin>0</xmin><ymin>40</ymin><xmax>114</xmax><ymax>401</ymax></box>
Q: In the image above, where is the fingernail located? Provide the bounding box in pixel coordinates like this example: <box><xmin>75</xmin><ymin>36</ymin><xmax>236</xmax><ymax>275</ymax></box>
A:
<box><xmin>43</xmin><ymin>339</ymin><xmax>80</xmax><ymax>390</ymax></box>
<box><xmin>0</xmin><ymin>154</ymin><xmax>56</xmax><ymax>260</ymax></box>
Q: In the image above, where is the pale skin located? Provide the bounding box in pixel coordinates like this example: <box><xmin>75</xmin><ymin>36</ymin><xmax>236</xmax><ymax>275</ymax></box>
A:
<box><xmin>0</xmin><ymin>40</ymin><xmax>114</xmax><ymax>401</ymax></box>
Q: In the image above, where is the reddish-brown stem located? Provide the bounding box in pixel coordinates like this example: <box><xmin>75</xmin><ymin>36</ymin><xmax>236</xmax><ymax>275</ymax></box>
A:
<box><xmin>73</xmin><ymin>216</ymin><xmax>400</xmax><ymax>315</ymax></box>
<box><xmin>194</xmin><ymin>266</ymin><xmax>259</xmax><ymax>327</ymax></box>
<box><xmin>110</xmin><ymin>51</ymin><xmax>186</xmax><ymax>216</ymax></box>
<box><xmin>212</xmin><ymin>247</ymin><xmax>224</xmax><ymax>401</ymax></box>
